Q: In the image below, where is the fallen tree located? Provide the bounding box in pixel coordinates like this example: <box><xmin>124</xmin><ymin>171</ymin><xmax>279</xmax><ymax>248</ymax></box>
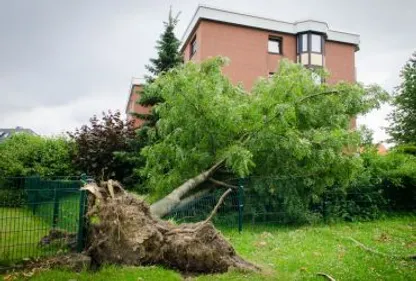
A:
<box><xmin>140</xmin><ymin>57</ymin><xmax>388</xmax><ymax>218</ymax></box>
<box><xmin>83</xmin><ymin>180</ymin><xmax>257</xmax><ymax>273</ymax></box>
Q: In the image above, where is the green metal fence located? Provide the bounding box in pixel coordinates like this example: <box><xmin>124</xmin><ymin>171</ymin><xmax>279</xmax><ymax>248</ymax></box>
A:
<box><xmin>0</xmin><ymin>177</ymin><xmax>87</xmax><ymax>268</ymax></box>
<box><xmin>166</xmin><ymin>176</ymin><xmax>413</xmax><ymax>230</ymax></box>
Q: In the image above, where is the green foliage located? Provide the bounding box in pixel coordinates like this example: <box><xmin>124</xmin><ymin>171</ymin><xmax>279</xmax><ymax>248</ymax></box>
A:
<box><xmin>365</xmin><ymin>150</ymin><xmax>416</xmax><ymax>210</ymax></box>
<box><xmin>68</xmin><ymin>111</ymin><xmax>137</xmax><ymax>183</ymax></box>
<box><xmin>0</xmin><ymin>134</ymin><xmax>74</xmax><ymax>178</ymax></box>
<box><xmin>322</xmin><ymin>149</ymin><xmax>416</xmax><ymax>221</ymax></box>
<box><xmin>394</xmin><ymin>143</ymin><xmax>416</xmax><ymax>156</ymax></box>
<box><xmin>0</xmin><ymin>189</ymin><xmax>25</xmax><ymax>206</ymax></box>
<box><xmin>141</xmin><ymin>57</ymin><xmax>388</xmax><ymax>199</ymax></box>
<box><xmin>388</xmin><ymin>51</ymin><xmax>416</xmax><ymax>144</ymax></box>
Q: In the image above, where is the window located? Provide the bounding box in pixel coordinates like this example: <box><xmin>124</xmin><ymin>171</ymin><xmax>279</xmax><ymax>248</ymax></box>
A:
<box><xmin>297</xmin><ymin>33</ymin><xmax>324</xmax><ymax>66</ymax></box>
<box><xmin>268</xmin><ymin>37</ymin><xmax>281</xmax><ymax>54</ymax></box>
<box><xmin>298</xmin><ymin>33</ymin><xmax>322</xmax><ymax>53</ymax></box>
<box><xmin>311</xmin><ymin>34</ymin><xmax>322</xmax><ymax>53</ymax></box>
<box><xmin>301</xmin><ymin>33</ymin><xmax>308</xmax><ymax>52</ymax></box>
<box><xmin>190</xmin><ymin>36</ymin><xmax>197</xmax><ymax>58</ymax></box>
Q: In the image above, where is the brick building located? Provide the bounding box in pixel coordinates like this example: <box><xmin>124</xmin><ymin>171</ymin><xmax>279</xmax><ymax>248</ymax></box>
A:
<box><xmin>125</xmin><ymin>78</ymin><xmax>149</xmax><ymax>128</ymax></box>
<box><xmin>127</xmin><ymin>5</ymin><xmax>360</xmax><ymax>127</ymax></box>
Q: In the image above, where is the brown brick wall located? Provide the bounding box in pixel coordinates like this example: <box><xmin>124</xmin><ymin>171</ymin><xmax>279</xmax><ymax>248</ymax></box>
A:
<box><xmin>325</xmin><ymin>41</ymin><xmax>356</xmax><ymax>84</ymax></box>
<box><xmin>185</xmin><ymin>20</ymin><xmax>297</xmax><ymax>89</ymax></box>
<box><xmin>184</xmin><ymin>23</ymin><xmax>203</xmax><ymax>63</ymax></box>
<box><xmin>184</xmin><ymin>20</ymin><xmax>356</xmax><ymax>89</ymax></box>
<box><xmin>126</xmin><ymin>84</ymin><xmax>150</xmax><ymax>128</ymax></box>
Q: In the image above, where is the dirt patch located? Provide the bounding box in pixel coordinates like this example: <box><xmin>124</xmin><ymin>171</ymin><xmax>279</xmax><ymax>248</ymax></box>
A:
<box><xmin>2</xmin><ymin>253</ymin><xmax>91</xmax><ymax>280</ymax></box>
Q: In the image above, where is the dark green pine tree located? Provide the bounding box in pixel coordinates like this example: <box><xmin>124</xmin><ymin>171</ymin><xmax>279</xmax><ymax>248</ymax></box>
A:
<box><xmin>135</xmin><ymin>8</ymin><xmax>183</xmax><ymax>127</ymax></box>
<box><xmin>387</xmin><ymin>51</ymin><xmax>416</xmax><ymax>145</ymax></box>
<box><xmin>123</xmin><ymin>8</ymin><xmax>183</xmax><ymax>191</ymax></box>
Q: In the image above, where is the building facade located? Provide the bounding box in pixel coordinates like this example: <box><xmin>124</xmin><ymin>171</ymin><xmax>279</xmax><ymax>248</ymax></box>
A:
<box><xmin>125</xmin><ymin>78</ymin><xmax>149</xmax><ymax>128</ymax></box>
<box><xmin>127</xmin><ymin>5</ymin><xmax>360</xmax><ymax>127</ymax></box>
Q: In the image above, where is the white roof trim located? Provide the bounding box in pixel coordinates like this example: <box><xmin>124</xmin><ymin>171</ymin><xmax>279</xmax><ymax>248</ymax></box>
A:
<box><xmin>180</xmin><ymin>5</ymin><xmax>360</xmax><ymax>50</ymax></box>
<box><xmin>131</xmin><ymin>77</ymin><xmax>145</xmax><ymax>85</ymax></box>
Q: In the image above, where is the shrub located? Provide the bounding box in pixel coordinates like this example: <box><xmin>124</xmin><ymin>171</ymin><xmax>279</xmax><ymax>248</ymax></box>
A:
<box><xmin>0</xmin><ymin>134</ymin><xmax>75</xmax><ymax>178</ymax></box>
<box><xmin>322</xmin><ymin>149</ymin><xmax>416</xmax><ymax>221</ymax></box>
<box><xmin>68</xmin><ymin>111</ymin><xmax>139</xmax><ymax>186</ymax></box>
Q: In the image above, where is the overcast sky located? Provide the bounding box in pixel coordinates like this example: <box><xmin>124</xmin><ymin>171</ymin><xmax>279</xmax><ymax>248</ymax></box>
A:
<box><xmin>1</xmin><ymin>0</ymin><xmax>415</xmax><ymax>143</ymax></box>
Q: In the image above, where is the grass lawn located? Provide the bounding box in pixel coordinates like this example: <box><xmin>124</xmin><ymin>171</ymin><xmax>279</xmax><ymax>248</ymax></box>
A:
<box><xmin>0</xmin><ymin>195</ymin><xmax>81</xmax><ymax>266</ymax></box>
<box><xmin>0</xmin><ymin>208</ymin><xmax>51</xmax><ymax>265</ymax></box>
<box><xmin>3</xmin><ymin>214</ymin><xmax>415</xmax><ymax>280</ymax></box>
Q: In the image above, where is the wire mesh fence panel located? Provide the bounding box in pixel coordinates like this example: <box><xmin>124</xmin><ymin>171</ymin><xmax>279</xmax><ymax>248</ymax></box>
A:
<box><xmin>165</xmin><ymin>176</ymin><xmax>416</xmax><ymax>230</ymax></box>
<box><xmin>0</xmin><ymin>177</ymin><xmax>86</xmax><ymax>268</ymax></box>
<box><xmin>166</xmin><ymin>189</ymin><xmax>241</xmax><ymax>228</ymax></box>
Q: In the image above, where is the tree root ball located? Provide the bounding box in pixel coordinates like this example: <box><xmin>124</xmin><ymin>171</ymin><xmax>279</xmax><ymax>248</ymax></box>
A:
<box><xmin>84</xmin><ymin>182</ymin><xmax>257</xmax><ymax>273</ymax></box>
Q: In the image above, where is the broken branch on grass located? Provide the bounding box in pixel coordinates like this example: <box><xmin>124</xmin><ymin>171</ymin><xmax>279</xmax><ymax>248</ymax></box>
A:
<box><xmin>317</xmin><ymin>272</ymin><xmax>336</xmax><ymax>281</ymax></box>
<box><xmin>348</xmin><ymin>237</ymin><xmax>416</xmax><ymax>260</ymax></box>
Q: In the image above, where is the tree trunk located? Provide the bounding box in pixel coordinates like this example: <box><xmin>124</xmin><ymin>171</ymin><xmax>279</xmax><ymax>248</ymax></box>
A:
<box><xmin>172</xmin><ymin>188</ymin><xmax>213</xmax><ymax>211</ymax></box>
<box><xmin>150</xmin><ymin>160</ymin><xmax>224</xmax><ymax>217</ymax></box>
<box><xmin>84</xmin><ymin>181</ymin><xmax>257</xmax><ymax>273</ymax></box>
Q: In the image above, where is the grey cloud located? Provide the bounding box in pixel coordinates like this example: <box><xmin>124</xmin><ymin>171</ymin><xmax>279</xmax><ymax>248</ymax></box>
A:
<box><xmin>0</xmin><ymin>0</ymin><xmax>415</xmax><ymax>141</ymax></box>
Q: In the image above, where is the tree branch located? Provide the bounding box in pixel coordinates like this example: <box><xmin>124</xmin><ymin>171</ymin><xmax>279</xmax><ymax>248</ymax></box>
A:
<box><xmin>208</xmin><ymin>178</ymin><xmax>238</xmax><ymax>189</ymax></box>
<box><xmin>202</xmin><ymin>188</ymin><xmax>232</xmax><ymax>223</ymax></box>
<box><xmin>241</xmin><ymin>90</ymin><xmax>341</xmax><ymax>146</ymax></box>
<box><xmin>295</xmin><ymin>90</ymin><xmax>339</xmax><ymax>104</ymax></box>
<box><xmin>348</xmin><ymin>237</ymin><xmax>416</xmax><ymax>260</ymax></box>
<box><xmin>317</xmin><ymin>272</ymin><xmax>336</xmax><ymax>281</ymax></box>
<box><xmin>174</xmin><ymin>189</ymin><xmax>213</xmax><ymax>211</ymax></box>
<box><xmin>165</xmin><ymin>188</ymin><xmax>232</xmax><ymax>236</ymax></box>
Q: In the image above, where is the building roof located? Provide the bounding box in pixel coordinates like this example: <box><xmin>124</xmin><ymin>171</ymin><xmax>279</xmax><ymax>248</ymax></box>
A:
<box><xmin>180</xmin><ymin>5</ymin><xmax>360</xmax><ymax>51</ymax></box>
<box><xmin>0</xmin><ymin>127</ymin><xmax>37</xmax><ymax>142</ymax></box>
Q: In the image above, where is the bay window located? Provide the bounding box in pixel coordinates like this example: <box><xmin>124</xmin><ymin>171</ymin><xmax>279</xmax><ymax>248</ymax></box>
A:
<box><xmin>297</xmin><ymin>33</ymin><xmax>324</xmax><ymax>67</ymax></box>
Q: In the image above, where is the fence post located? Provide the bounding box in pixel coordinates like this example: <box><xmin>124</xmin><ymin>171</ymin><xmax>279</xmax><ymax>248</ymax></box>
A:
<box><xmin>26</xmin><ymin>176</ymin><xmax>40</xmax><ymax>215</ymax></box>
<box><xmin>238</xmin><ymin>178</ymin><xmax>244</xmax><ymax>233</ymax></box>
<box><xmin>322</xmin><ymin>192</ymin><xmax>326</xmax><ymax>223</ymax></box>
<box><xmin>77</xmin><ymin>189</ymin><xmax>87</xmax><ymax>252</ymax></box>
<box><xmin>52</xmin><ymin>186</ymin><xmax>60</xmax><ymax>228</ymax></box>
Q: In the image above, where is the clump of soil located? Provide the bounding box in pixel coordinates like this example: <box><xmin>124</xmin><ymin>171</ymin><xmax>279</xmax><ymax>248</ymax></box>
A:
<box><xmin>83</xmin><ymin>181</ymin><xmax>257</xmax><ymax>273</ymax></box>
<box><xmin>39</xmin><ymin>229</ymin><xmax>77</xmax><ymax>251</ymax></box>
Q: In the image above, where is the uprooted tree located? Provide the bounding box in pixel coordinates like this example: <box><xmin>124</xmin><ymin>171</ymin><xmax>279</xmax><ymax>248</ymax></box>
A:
<box><xmin>82</xmin><ymin>58</ymin><xmax>388</xmax><ymax>273</ymax></box>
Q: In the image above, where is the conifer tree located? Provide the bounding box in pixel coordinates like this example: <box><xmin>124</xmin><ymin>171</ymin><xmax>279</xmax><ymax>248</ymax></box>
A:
<box><xmin>135</xmin><ymin>8</ymin><xmax>182</xmax><ymax>127</ymax></box>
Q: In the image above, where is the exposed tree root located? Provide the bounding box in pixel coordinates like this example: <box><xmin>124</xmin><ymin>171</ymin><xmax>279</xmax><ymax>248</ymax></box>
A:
<box><xmin>83</xmin><ymin>181</ymin><xmax>258</xmax><ymax>273</ymax></box>
<box><xmin>348</xmin><ymin>237</ymin><xmax>416</xmax><ymax>260</ymax></box>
